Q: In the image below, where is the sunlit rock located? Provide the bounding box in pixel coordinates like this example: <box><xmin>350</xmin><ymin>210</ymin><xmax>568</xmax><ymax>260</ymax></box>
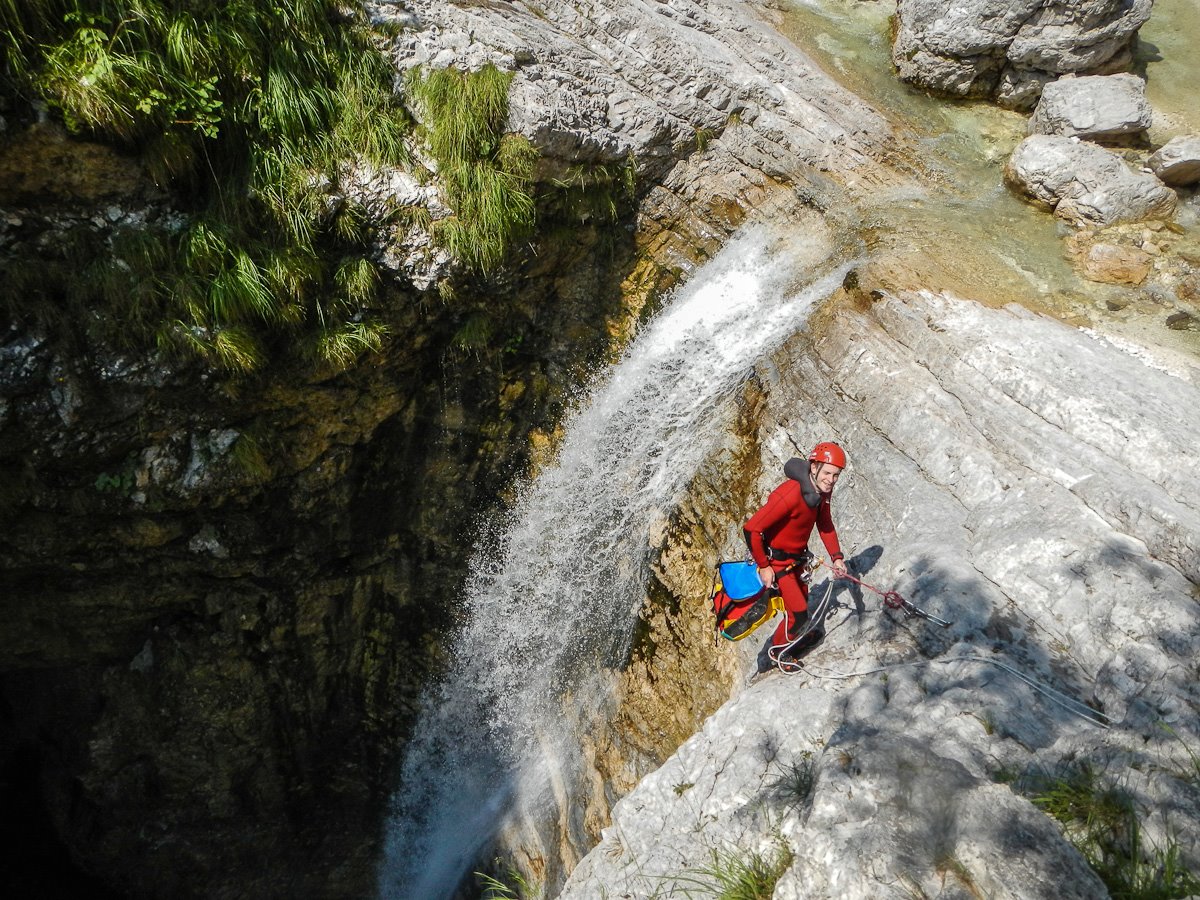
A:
<box><xmin>892</xmin><ymin>0</ymin><xmax>1153</xmax><ymax>110</ymax></box>
<box><xmin>1149</xmin><ymin>135</ymin><xmax>1200</xmax><ymax>187</ymax></box>
<box><xmin>1029</xmin><ymin>73</ymin><xmax>1152</xmax><ymax>144</ymax></box>
<box><xmin>1004</xmin><ymin>134</ymin><xmax>1177</xmax><ymax>225</ymax></box>
<box><xmin>560</xmin><ymin>286</ymin><xmax>1200</xmax><ymax>900</ymax></box>
<box><xmin>1077</xmin><ymin>241</ymin><xmax>1154</xmax><ymax>284</ymax></box>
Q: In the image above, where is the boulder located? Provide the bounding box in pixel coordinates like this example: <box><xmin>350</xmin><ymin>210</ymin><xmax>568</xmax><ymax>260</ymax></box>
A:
<box><xmin>1148</xmin><ymin>135</ymin><xmax>1200</xmax><ymax>187</ymax></box>
<box><xmin>1004</xmin><ymin>134</ymin><xmax>1178</xmax><ymax>226</ymax></box>
<box><xmin>1078</xmin><ymin>241</ymin><xmax>1153</xmax><ymax>284</ymax></box>
<box><xmin>892</xmin><ymin>0</ymin><xmax>1153</xmax><ymax>110</ymax></box>
<box><xmin>1029</xmin><ymin>74</ymin><xmax>1152</xmax><ymax>143</ymax></box>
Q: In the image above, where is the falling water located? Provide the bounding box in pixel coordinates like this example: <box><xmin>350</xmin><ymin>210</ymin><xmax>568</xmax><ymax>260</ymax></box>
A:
<box><xmin>377</xmin><ymin>226</ymin><xmax>852</xmax><ymax>899</ymax></box>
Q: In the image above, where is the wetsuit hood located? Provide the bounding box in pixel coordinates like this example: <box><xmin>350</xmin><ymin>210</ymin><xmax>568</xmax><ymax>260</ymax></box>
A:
<box><xmin>783</xmin><ymin>457</ymin><xmax>823</xmax><ymax>509</ymax></box>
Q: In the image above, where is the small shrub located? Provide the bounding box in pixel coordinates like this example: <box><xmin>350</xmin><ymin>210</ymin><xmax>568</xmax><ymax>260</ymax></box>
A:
<box><xmin>476</xmin><ymin>864</ymin><xmax>537</xmax><ymax>900</ymax></box>
<box><xmin>1029</xmin><ymin>761</ymin><xmax>1200</xmax><ymax>899</ymax></box>
<box><xmin>767</xmin><ymin>752</ymin><xmax>816</xmax><ymax>807</ymax></box>
<box><xmin>405</xmin><ymin>63</ymin><xmax>537</xmax><ymax>271</ymax></box>
<box><xmin>0</xmin><ymin>0</ymin><xmax>409</xmax><ymax>373</ymax></box>
<box><xmin>671</xmin><ymin>844</ymin><xmax>794</xmax><ymax>900</ymax></box>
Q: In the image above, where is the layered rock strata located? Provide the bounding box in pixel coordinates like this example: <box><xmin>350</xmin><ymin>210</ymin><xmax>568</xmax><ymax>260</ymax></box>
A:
<box><xmin>0</xmin><ymin>1</ymin><xmax>909</xmax><ymax>896</ymax></box>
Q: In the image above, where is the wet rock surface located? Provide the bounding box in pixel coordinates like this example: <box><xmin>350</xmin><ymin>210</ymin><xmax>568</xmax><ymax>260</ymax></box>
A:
<box><xmin>0</xmin><ymin>1</ymin><xmax>910</xmax><ymax>897</ymax></box>
<box><xmin>1077</xmin><ymin>241</ymin><xmax>1154</xmax><ymax>284</ymax></box>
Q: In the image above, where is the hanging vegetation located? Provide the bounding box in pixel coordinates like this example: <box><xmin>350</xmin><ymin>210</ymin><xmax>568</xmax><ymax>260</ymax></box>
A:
<box><xmin>404</xmin><ymin>64</ymin><xmax>538</xmax><ymax>273</ymax></box>
<box><xmin>0</xmin><ymin>0</ymin><xmax>409</xmax><ymax>372</ymax></box>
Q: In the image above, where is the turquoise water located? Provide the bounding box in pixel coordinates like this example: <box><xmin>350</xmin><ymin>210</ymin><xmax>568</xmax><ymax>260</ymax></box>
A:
<box><xmin>778</xmin><ymin>0</ymin><xmax>1200</xmax><ymax>364</ymax></box>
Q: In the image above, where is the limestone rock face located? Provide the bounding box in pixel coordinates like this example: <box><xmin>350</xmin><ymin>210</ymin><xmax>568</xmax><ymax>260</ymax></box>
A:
<box><xmin>353</xmin><ymin>0</ymin><xmax>910</xmax><ymax>295</ymax></box>
<box><xmin>892</xmin><ymin>0</ymin><xmax>1153</xmax><ymax>110</ymax></box>
<box><xmin>369</xmin><ymin>0</ymin><xmax>902</xmax><ymax>188</ymax></box>
<box><xmin>1029</xmin><ymin>73</ymin><xmax>1152</xmax><ymax>143</ymax></box>
<box><xmin>1004</xmin><ymin>134</ymin><xmax>1178</xmax><ymax>225</ymax></box>
<box><xmin>560</xmin><ymin>286</ymin><xmax>1200</xmax><ymax>900</ymax></box>
<box><xmin>0</xmin><ymin>2</ymin><xmax>912</xmax><ymax>897</ymax></box>
<box><xmin>1149</xmin><ymin>134</ymin><xmax>1200</xmax><ymax>187</ymax></box>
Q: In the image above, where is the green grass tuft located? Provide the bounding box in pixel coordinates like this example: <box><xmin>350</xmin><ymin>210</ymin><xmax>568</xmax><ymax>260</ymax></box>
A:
<box><xmin>1029</xmin><ymin>762</ymin><xmax>1200</xmax><ymax>899</ymax></box>
<box><xmin>0</xmin><ymin>0</ymin><xmax>410</xmax><ymax>373</ymax></box>
<box><xmin>406</xmin><ymin>63</ymin><xmax>537</xmax><ymax>271</ymax></box>
<box><xmin>670</xmin><ymin>844</ymin><xmax>795</xmax><ymax>900</ymax></box>
<box><xmin>767</xmin><ymin>752</ymin><xmax>816</xmax><ymax>807</ymax></box>
<box><xmin>475</xmin><ymin>864</ymin><xmax>537</xmax><ymax>900</ymax></box>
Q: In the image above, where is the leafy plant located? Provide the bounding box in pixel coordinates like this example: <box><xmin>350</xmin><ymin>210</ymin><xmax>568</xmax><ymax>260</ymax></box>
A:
<box><xmin>0</xmin><ymin>0</ymin><xmax>407</xmax><ymax>372</ymax></box>
<box><xmin>670</xmin><ymin>844</ymin><xmax>794</xmax><ymax>900</ymax></box>
<box><xmin>405</xmin><ymin>63</ymin><xmax>537</xmax><ymax>271</ymax></box>
<box><xmin>767</xmin><ymin>752</ymin><xmax>816</xmax><ymax>807</ymax></box>
<box><xmin>476</xmin><ymin>864</ymin><xmax>537</xmax><ymax>900</ymax></box>
<box><xmin>95</xmin><ymin>470</ymin><xmax>134</xmax><ymax>495</ymax></box>
<box><xmin>1029</xmin><ymin>762</ymin><xmax>1200</xmax><ymax>899</ymax></box>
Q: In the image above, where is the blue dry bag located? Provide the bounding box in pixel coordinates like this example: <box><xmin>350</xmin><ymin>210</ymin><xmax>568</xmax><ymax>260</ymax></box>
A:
<box><xmin>710</xmin><ymin>560</ymin><xmax>781</xmax><ymax>641</ymax></box>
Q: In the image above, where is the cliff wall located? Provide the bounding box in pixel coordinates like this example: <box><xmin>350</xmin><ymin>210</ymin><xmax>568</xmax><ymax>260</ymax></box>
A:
<box><xmin>0</xmin><ymin>1</ymin><xmax>906</xmax><ymax>896</ymax></box>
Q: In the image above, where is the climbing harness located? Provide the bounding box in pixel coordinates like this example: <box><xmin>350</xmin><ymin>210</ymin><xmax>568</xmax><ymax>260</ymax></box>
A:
<box><xmin>710</xmin><ymin>555</ymin><xmax>816</xmax><ymax>642</ymax></box>
<box><xmin>761</xmin><ymin>562</ymin><xmax>950</xmax><ymax>675</ymax></box>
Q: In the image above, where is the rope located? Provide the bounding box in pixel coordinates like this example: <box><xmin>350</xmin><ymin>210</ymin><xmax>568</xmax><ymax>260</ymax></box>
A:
<box><xmin>751</xmin><ymin>563</ymin><xmax>1111</xmax><ymax>729</ymax></box>
<box><xmin>764</xmin><ymin>564</ymin><xmax>837</xmax><ymax>674</ymax></box>
<box><xmin>802</xmin><ymin>654</ymin><xmax>1112</xmax><ymax>729</ymax></box>
<box><xmin>839</xmin><ymin>570</ymin><xmax>906</xmax><ymax>609</ymax></box>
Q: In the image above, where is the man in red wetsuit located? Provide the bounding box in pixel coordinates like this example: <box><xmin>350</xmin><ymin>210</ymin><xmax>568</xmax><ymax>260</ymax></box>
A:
<box><xmin>743</xmin><ymin>441</ymin><xmax>849</xmax><ymax>654</ymax></box>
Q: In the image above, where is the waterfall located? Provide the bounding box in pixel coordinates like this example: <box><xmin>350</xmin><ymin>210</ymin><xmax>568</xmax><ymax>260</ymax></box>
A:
<box><xmin>377</xmin><ymin>226</ymin><xmax>851</xmax><ymax>899</ymax></box>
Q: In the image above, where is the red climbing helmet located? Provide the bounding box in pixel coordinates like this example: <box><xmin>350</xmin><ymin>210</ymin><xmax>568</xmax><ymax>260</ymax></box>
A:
<box><xmin>808</xmin><ymin>441</ymin><xmax>847</xmax><ymax>469</ymax></box>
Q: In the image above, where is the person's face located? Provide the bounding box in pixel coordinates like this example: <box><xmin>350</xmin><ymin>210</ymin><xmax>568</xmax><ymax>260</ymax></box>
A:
<box><xmin>810</xmin><ymin>462</ymin><xmax>843</xmax><ymax>493</ymax></box>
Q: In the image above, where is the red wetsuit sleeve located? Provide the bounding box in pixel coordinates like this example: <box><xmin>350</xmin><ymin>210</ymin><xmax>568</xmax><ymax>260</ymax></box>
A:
<box><xmin>743</xmin><ymin>484</ymin><xmax>795</xmax><ymax>568</ymax></box>
<box><xmin>817</xmin><ymin>497</ymin><xmax>843</xmax><ymax>562</ymax></box>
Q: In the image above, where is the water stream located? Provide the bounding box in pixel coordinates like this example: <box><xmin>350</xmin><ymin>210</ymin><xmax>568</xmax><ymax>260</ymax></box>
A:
<box><xmin>779</xmin><ymin>0</ymin><xmax>1200</xmax><ymax>360</ymax></box>
<box><xmin>377</xmin><ymin>229</ymin><xmax>853</xmax><ymax>898</ymax></box>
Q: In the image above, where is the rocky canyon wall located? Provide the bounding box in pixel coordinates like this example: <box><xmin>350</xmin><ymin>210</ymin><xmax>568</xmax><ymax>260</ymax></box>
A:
<box><xmin>560</xmin><ymin>267</ymin><xmax>1200</xmax><ymax>899</ymax></box>
<box><xmin>0</xmin><ymin>1</ymin><xmax>907</xmax><ymax>897</ymax></box>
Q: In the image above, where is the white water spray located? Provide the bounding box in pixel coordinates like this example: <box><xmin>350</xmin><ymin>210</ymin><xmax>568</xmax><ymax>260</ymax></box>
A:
<box><xmin>377</xmin><ymin>226</ymin><xmax>850</xmax><ymax>899</ymax></box>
